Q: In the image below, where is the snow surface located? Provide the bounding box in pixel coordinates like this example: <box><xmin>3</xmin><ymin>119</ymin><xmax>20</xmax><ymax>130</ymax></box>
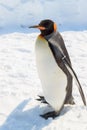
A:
<box><xmin>0</xmin><ymin>0</ymin><xmax>87</xmax><ymax>33</ymax></box>
<box><xmin>0</xmin><ymin>31</ymin><xmax>87</xmax><ymax>130</ymax></box>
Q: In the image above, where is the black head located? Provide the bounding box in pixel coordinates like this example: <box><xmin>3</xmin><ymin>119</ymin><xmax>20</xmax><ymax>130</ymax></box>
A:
<box><xmin>29</xmin><ymin>19</ymin><xmax>57</xmax><ymax>36</ymax></box>
<box><xmin>39</xmin><ymin>19</ymin><xmax>54</xmax><ymax>36</ymax></box>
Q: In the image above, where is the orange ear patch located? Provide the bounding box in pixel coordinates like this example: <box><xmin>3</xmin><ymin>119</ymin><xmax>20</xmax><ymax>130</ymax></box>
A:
<box><xmin>54</xmin><ymin>23</ymin><xmax>57</xmax><ymax>31</ymax></box>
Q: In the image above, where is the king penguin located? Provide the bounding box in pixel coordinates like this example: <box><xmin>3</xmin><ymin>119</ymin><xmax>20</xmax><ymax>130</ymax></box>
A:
<box><xmin>29</xmin><ymin>19</ymin><xmax>86</xmax><ymax>119</ymax></box>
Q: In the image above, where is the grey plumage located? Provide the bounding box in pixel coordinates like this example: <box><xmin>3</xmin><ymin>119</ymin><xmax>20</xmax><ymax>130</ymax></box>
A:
<box><xmin>45</xmin><ymin>31</ymin><xmax>86</xmax><ymax>106</ymax></box>
<box><xmin>45</xmin><ymin>31</ymin><xmax>74</xmax><ymax>104</ymax></box>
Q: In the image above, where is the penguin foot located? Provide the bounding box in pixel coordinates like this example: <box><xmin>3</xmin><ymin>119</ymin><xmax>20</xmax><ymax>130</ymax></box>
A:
<box><xmin>36</xmin><ymin>95</ymin><xmax>48</xmax><ymax>104</ymax></box>
<box><xmin>65</xmin><ymin>96</ymin><xmax>75</xmax><ymax>105</ymax></box>
<box><xmin>40</xmin><ymin>111</ymin><xmax>59</xmax><ymax>119</ymax></box>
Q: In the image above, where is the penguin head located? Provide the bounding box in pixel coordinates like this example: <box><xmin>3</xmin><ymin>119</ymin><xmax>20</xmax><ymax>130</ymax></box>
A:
<box><xmin>29</xmin><ymin>19</ymin><xmax>57</xmax><ymax>36</ymax></box>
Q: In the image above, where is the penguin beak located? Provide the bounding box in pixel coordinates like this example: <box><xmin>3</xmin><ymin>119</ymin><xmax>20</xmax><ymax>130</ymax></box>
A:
<box><xmin>29</xmin><ymin>25</ymin><xmax>46</xmax><ymax>30</ymax></box>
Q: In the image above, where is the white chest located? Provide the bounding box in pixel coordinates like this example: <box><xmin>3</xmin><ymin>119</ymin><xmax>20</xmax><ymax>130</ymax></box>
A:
<box><xmin>35</xmin><ymin>36</ymin><xmax>67</xmax><ymax>111</ymax></box>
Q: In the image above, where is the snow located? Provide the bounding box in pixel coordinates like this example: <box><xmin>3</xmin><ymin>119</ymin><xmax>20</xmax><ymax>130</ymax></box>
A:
<box><xmin>0</xmin><ymin>0</ymin><xmax>87</xmax><ymax>33</ymax></box>
<box><xmin>0</xmin><ymin>31</ymin><xmax>87</xmax><ymax>130</ymax></box>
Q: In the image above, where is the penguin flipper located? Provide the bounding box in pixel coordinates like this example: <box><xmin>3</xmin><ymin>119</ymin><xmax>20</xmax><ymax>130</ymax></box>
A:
<box><xmin>63</xmin><ymin>57</ymin><xmax>86</xmax><ymax>106</ymax></box>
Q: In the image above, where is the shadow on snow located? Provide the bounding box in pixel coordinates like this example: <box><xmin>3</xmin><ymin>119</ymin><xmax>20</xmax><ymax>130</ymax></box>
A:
<box><xmin>0</xmin><ymin>99</ymin><xmax>51</xmax><ymax>130</ymax></box>
<box><xmin>0</xmin><ymin>99</ymin><xmax>71</xmax><ymax>130</ymax></box>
